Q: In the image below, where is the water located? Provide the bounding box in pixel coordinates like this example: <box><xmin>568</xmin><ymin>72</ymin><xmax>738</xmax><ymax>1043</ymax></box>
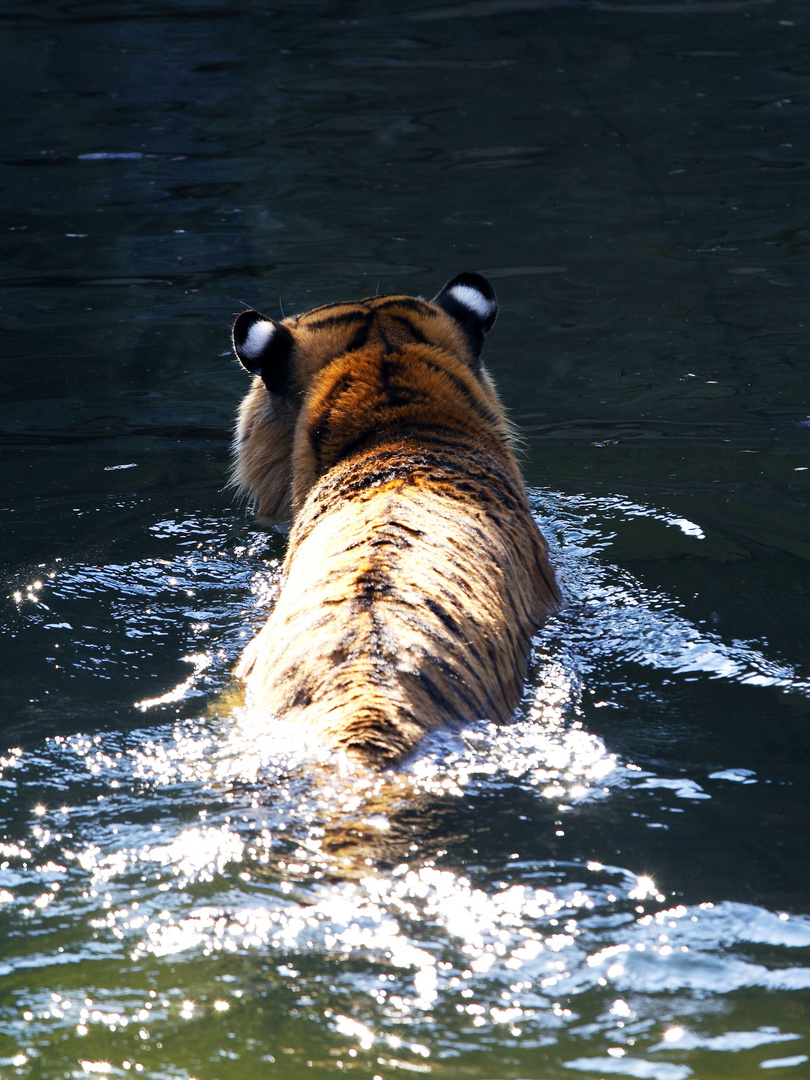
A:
<box><xmin>1</xmin><ymin>1</ymin><xmax>809</xmax><ymax>1077</ymax></box>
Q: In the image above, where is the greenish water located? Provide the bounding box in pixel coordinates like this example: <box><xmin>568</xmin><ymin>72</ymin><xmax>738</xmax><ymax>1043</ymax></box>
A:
<box><xmin>1</xmin><ymin>1</ymin><xmax>809</xmax><ymax>1078</ymax></box>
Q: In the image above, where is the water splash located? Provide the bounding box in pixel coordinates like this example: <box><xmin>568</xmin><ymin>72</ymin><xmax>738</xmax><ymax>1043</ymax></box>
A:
<box><xmin>2</xmin><ymin>494</ymin><xmax>808</xmax><ymax>1077</ymax></box>
<box><xmin>535</xmin><ymin>490</ymin><xmax>810</xmax><ymax>694</ymax></box>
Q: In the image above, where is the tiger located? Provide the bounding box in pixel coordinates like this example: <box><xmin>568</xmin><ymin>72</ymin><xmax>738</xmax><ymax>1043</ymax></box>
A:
<box><xmin>229</xmin><ymin>272</ymin><xmax>561</xmax><ymax>768</ymax></box>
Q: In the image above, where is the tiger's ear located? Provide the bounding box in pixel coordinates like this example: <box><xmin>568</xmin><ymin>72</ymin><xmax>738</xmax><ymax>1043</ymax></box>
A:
<box><xmin>232</xmin><ymin>310</ymin><xmax>295</xmax><ymax>394</ymax></box>
<box><xmin>433</xmin><ymin>272</ymin><xmax>498</xmax><ymax>358</ymax></box>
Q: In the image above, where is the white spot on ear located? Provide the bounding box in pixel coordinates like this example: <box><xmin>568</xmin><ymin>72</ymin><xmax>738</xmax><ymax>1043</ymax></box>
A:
<box><xmin>447</xmin><ymin>283</ymin><xmax>495</xmax><ymax>320</ymax></box>
<box><xmin>241</xmin><ymin>319</ymin><xmax>275</xmax><ymax>360</ymax></box>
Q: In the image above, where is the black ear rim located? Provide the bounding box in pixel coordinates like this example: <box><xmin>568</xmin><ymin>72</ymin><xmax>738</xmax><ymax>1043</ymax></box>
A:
<box><xmin>232</xmin><ymin>309</ymin><xmax>274</xmax><ymax>372</ymax></box>
<box><xmin>433</xmin><ymin>272</ymin><xmax>498</xmax><ymax>358</ymax></box>
<box><xmin>231</xmin><ymin>309</ymin><xmax>294</xmax><ymax>394</ymax></box>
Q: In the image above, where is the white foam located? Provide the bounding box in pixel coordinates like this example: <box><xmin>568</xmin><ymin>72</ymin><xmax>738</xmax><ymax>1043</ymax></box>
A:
<box><xmin>448</xmin><ymin>283</ymin><xmax>495</xmax><ymax>320</ymax></box>
<box><xmin>241</xmin><ymin>319</ymin><xmax>275</xmax><ymax>359</ymax></box>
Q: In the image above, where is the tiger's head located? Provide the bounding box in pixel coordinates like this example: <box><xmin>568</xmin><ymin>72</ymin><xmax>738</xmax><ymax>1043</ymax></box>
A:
<box><xmin>229</xmin><ymin>273</ymin><xmax>502</xmax><ymax>519</ymax></box>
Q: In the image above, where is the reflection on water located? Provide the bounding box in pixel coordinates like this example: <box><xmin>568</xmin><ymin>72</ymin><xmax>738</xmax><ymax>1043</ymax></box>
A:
<box><xmin>2</xmin><ymin>493</ymin><xmax>809</xmax><ymax>1077</ymax></box>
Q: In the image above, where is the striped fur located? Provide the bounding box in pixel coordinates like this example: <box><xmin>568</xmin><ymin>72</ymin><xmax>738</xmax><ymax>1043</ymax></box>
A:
<box><xmin>230</xmin><ymin>274</ymin><xmax>560</xmax><ymax>767</ymax></box>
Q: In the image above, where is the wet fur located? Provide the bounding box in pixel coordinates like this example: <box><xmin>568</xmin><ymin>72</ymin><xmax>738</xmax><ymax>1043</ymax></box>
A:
<box><xmin>230</xmin><ymin>276</ymin><xmax>560</xmax><ymax>767</ymax></box>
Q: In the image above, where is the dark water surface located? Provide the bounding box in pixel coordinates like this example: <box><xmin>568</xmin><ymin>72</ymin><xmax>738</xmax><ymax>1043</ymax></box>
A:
<box><xmin>1</xmin><ymin>1</ymin><xmax>809</xmax><ymax>1078</ymax></box>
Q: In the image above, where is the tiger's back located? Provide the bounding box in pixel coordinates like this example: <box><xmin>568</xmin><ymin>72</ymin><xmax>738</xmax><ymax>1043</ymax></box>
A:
<box><xmin>230</xmin><ymin>274</ymin><xmax>560</xmax><ymax>767</ymax></box>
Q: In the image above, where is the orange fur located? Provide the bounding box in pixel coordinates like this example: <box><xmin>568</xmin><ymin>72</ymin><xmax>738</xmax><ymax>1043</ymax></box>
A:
<box><xmin>230</xmin><ymin>276</ymin><xmax>560</xmax><ymax>766</ymax></box>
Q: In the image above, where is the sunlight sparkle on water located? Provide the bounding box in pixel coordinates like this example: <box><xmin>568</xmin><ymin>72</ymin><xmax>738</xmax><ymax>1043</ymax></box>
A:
<box><xmin>611</xmin><ymin>999</ymin><xmax>633</xmax><ymax>1018</ymax></box>
<box><xmin>628</xmin><ymin>876</ymin><xmax>659</xmax><ymax>901</ymax></box>
<box><xmin>404</xmin><ymin>663</ymin><xmax>617</xmax><ymax>802</ymax></box>
<box><xmin>135</xmin><ymin>653</ymin><xmax>212</xmax><ymax>711</ymax></box>
<box><xmin>2</xmin><ymin>494</ymin><xmax>809</xmax><ymax>1075</ymax></box>
<box><xmin>334</xmin><ymin>1015</ymin><xmax>375</xmax><ymax>1050</ymax></box>
<box><xmin>70</xmin><ymin>799</ymin><xmax>807</xmax><ymax>1040</ymax></box>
